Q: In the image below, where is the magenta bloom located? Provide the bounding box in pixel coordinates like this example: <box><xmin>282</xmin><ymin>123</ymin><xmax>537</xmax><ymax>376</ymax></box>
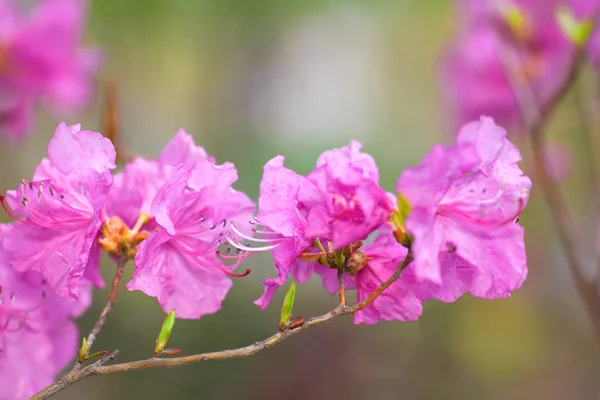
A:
<box><xmin>0</xmin><ymin>0</ymin><xmax>100</xmax><ymax>141</ymax></box>
<box><xmin>125</xmin><ymin>132</ymin><xmax>255</xmax><ymax>319</ymax></box>
<box><xmin>0</xmin><ymin>225</ymin><xmax>91</xmax><ymax>399</ymax></box>
<box><xmin>440</xmin><ymin>0</ymin><xmax>578</xmax><ymax>131</ymax></box>
<box><xmin>239</xmin><ymin>141</ymin><xmax>394</xmax><ymax>309</ymax></box>
<box><xmin>396</xmin><ymin>117</ymin><xmax>531</xmax><ymax>298</ymax></box>
<box><xmin>1</xmin><ymin>123</ymin><xmax>116</xmax><ymax>299</ymax></box>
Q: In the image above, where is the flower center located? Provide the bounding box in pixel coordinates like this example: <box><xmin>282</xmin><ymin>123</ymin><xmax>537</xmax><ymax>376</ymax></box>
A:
<box><xmin>99</xmin><ymin>213</ymin><xmax>149</xmax><ymax>259</ymax></box>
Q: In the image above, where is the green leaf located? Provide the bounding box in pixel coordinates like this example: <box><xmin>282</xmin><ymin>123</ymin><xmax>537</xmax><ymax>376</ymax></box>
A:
<box><xmin>154</xmin><ymin>309</ymin><xmax>176</xmax><ymax>356</ymax></box>
<box><xmin>279</xmin><ymin>283</ymin><xmax>296</xmax><ymax>331</ymax></box>
<box><xmin>556</xmin><ymin>6</ymin><xmax>594</xmax><ymax>47</ymax></box>
<box><xmin>396</xmin><ymin>194</ymin><xmax>412</xmax><ymax>226</ymax></box>
<box><xmin>78</xmin><ymin>337</ymin><xmax>88</xmax><ymax>361</ymax></box>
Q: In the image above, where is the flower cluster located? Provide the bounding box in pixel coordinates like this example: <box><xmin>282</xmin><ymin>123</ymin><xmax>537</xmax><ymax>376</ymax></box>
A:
<box><xmin>0</xmin><ymin>0</ymin><xmax>99</xmax><ymax>142</ymax></box>
<box><xmin>0</xmin><ymin>224</ymin><xmax>91</xmax><ymax>398</ymax></box>
<box><xmin>0</xmin><ymin>116</ymin><xmax>531</xmax><ymax>397</ymax></box>
<box><xmin>440</xmin><ymin>0</ymin><xmax>599</xmax><ymax>131</ymax></box>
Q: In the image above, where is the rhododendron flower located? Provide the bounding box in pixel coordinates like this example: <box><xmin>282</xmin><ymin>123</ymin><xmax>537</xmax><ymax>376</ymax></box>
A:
<box><xmin>314</xmin><ymin>231</ymin><xmax>423</xmax><ymax>325</ymax></box>
<box><xmin>235</xmin><ymin>141</ymin><xmax>394</xmax><ymax>309</ymax></box>
<box><xmin>440</xmin><ymin>0</ymin><xmax>593</xmax><ymax>131</ymax></box>
<box><xmin>396</xmin><ymin>116</ymin><xmax>531</xmax><ymax>298</ymax></box>
<box><xmin>0</xmin><ymin>0</ymin><xmax>100</xmax><ymax>141</ymax></box>
<box><xmin>0</xmin><ymin>225</ymin><xmax>91</xmax><ymax>399</ymax></box>
<box><xmin>122</xmin><ymin>132</ymin><xmax>256</xmax><ymax>319</ymax></box>
<box><xmin>1</xmin><ymin>123</ymin><xmax>116</xmax><ymax>299</ymax></box>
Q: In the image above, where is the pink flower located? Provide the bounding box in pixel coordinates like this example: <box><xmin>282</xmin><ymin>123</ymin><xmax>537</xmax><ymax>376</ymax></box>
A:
<box><xmin>396</xmin><ymin>117</ymin><xmax>531</xmax><ymax>298</ymax></box>
<box><xmin>0</xmin><ymin>225</ymin><xmax>91</xmax><ymax>399</ymax></box>
<box><xmin>235</xmin><ymin>141</ymin><xmax>394</xmax><ymax>309</ymax></box>
<box><xmin>0</xmin><ymin>0</ymin><xmax>100</xmax><ymax>142</ymax></box>
<box><xmin>440</xmin><ymin>0</ymin><xmax>579</xmax><ymax>131</ymax></box>
<box><xmin>1</xmin><ymin>123</ymin><xmax>116</xmax><ymax>299</ymax></box>
<box><xmin>126</xmin><ymin>134</ymin><xmax>255</xmax><ymax>319</ymax></box>
<box><xmin>314</xmin><ymin>231</ymin><xmax>423</xmax><ymax>325</ymax></box>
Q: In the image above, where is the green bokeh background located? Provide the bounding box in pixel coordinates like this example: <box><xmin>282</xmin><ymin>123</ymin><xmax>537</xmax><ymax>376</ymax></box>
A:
<box><xmin>2</xmin><ymin>1</ymin><xmax>600</xmax><ymax>398</ymax></box>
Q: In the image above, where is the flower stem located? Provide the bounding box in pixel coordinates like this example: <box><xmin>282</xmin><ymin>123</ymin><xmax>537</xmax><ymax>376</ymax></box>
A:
<box><xmin>86</xmin><ymin>256</ymin><xmax>128</xmax><ymax>352</ymax></box>
<box><xmin>31</xmin><ymin>252</ymin><xmax>413</xmax><ymax>400</ymax></box>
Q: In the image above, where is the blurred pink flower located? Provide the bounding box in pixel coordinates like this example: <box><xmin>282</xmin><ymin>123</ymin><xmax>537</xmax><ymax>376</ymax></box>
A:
<box><xmin>0</xmin><ymin>224</ymin><xmax>91</xmax><ymax>399</ymax></box>
<box><xmin>1</xmin><ymin>123</ymin><xmax>115</xmax><ymax>299</ymax></box>
<box><xmin>441</xmin><ymin>0</ymin><xmax>594</xmax><ymax>132</ymax></box>
<box><xmin>396</xmin><ymin>116</ymin><xmax>531</xmax><ymax>298</ymax></box>
<box><xmin>0</xmin><ymin>0</ymin><xmax>100</xmax><ymax>142</ymax></box>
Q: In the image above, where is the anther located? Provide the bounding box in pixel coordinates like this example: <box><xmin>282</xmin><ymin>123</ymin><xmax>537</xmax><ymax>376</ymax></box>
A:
<box><xmin>49</xmin><ymin>186</ymin><xmax>55</xmax><ymax>196</ymax></box>
<box><xmin>209</xmin><ymin>224</ymin><xmax>216</xmax><ymax>230</ymax></box>
<box><xmin>221</xmin><ymin>219</ymin><xmax>227</xmax><ymax>228</ymax></box>
<box><xmin>21</xmin><ymin>196</ymin><xmax>28</xmax><ymax>206</ymax></box>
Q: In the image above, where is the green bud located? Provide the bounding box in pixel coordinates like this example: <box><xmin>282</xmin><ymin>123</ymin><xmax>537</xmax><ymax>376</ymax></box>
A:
<box><xmin>78</xmin><ymin>337</ymin><xmax>88</xmax><ymax>362</ymax></box>
<box><xmin>279</xmin><ymin>283</ymin><xmax>296</xmax><ymax>331</ymax></box>
<box><xmin>154</xmin><ymin>309</ymin><xmax>176</xmax><ymax>357</ymax></box>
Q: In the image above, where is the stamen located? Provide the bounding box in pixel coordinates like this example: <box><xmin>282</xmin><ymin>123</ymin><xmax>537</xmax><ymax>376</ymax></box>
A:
<box><xmin>230</xmin><ymin>222</ymin><xmax>279</xmax><ymax>243</ymax></box>
<box><xmin>221</xmin><ymin>219</ymin><xmax>227</xmax><ymax>228</ymax></box>
<box><xmin>225</xmin><ymin>232</ymin><xmax>282</xmax><ymax>252</ymax></box>
<box><xmin>215</xmin><ymin>263</ymin><xmax>251</xmax><ymax>277</ymax></box>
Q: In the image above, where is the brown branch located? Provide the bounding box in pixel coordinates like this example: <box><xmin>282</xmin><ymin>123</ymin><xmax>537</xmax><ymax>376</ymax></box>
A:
<box><xmin>500</xmin><ymin>14</ymin><xmax>600</xmax><ymax>342</ymax></box>
<box><xmin>31</xmin><ymin>252</ymin><xmax>413</xmax><ymax>400</ymax></box>
<box><xmin>337</xmin><ymin>268</ymin><xmax>346</xmax><ymax>305</ymax></box>
<box><xmin>86</xmin><ymin>257</ymin><xmax>128</xmax><ymax>350</ymax></box>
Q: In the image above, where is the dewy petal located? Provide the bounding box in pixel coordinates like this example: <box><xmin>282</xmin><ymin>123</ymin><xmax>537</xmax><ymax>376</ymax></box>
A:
<box><xmin>129</xmin><ymin>229</ymin><xmax>232</xmax><ymax>319</ymax></box>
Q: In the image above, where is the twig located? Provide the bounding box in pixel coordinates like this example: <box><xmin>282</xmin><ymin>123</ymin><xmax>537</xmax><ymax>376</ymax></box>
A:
<box><xmin>31</xmin><ymin>252</ymin><xmax>413</xmax><ymax>400</ymax></box>
<box><xmin>86</xmin><ymin>257</ymin><xmax>128</xmax><ymax>350</ymax></box>
<box><xmin>337</xmin><ymin>268</ymin><xmax>346</xmax><ymax>305</ymax></box>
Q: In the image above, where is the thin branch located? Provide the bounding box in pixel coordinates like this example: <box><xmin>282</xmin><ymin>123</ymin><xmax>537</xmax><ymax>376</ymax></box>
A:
<box><xmin>500</xmin><ymin>15</ymin><xmax>600</xmax><ymax>342</ymax></box>
<box><xmin>337</xmin><ymin>268</ymin><xmax>346</xmax><ymax>305</ymax></box>
<box><xmin>31</xmin><ymin>252</ymin><xmax>413</xmax><ymax>400</ymax></box>
<box><xmin>86</xmin><ymin>257</ymin><xmax>128</xmax><ymax>350</ymax></box>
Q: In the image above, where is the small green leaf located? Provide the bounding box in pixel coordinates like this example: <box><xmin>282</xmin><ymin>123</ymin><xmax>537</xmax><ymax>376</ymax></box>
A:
<box><xmin>78</xmin><ymin>337</ymin><xmax>88</xmax><ymax>362</ymax></box>
<box><xmin>154</xmin><ymin>309</ymin><xmax>176</xmax><ymax>356</ymax></box>
<box><xmin>556</xmin><ymin>6</ymin><xmax>594</xmax><ymax>47</ymax></box>
<box><xmin>279</xmin><ymin>283</ymin><xmax>296</xmax><ymax>331</ymax></box>
<box><xmin>397</xmin><ymin>194</ymin><xmax>412</xmax><ymax>226</ymax></box>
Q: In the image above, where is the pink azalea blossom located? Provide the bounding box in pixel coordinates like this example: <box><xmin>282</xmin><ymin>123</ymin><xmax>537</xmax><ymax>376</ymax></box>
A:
<box><xmin>440</xmin><ymin>0</ymin><xmax>583</xmax><ymax>131</ymax></box>
<box><xmin>1</xmin><ymin>123</ymin><xmax>116</xmax><ymax>299</ymax></box>
<box><xmin>0</xmin><ymin>224</ymin><xmax>91</xmax><ymax>399</ymax></box>
<box><xmin>396</xmin><ymin>117</ymin><xmax>531</xmax><ymax>298</ymax></box>
<box><xmin>0</xmin><ymin>0</ymin><xmax>100</xmax><ymax>142</ymax></box>
<box><xmin>126</xmin><ymin>134</ymin><xmax>255</xmax><ymax>319</ymax></box>
<box><xmin>314</xmin><ymin>231</ymin><xmax>423</xmax><ymax>325</ymax></box>
<box><xmin>239</xmin><ymin>141</ymin><xmax>394</xmax><ymax>309</ymax></box>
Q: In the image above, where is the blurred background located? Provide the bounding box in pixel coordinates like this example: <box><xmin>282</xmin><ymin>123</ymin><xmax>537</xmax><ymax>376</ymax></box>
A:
<box><xmin>2</xmin><ymin>0</ymin><xmax>600</xmax><ymax>399</ymax></box>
